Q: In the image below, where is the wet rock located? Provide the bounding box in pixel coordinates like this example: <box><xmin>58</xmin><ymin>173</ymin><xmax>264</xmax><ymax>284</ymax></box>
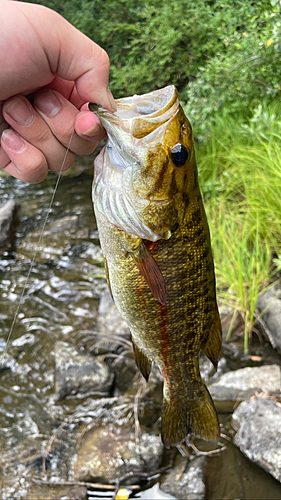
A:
<box><xmin>17</xmin><ymin>216</ymin><xmax>93</xmax><ymax>262</ymax></box>
<box><xmin>232</xmin><ymin>397</ymin><xmax>281</xmax><ymax>482</ymax></box>
<box><xmin>160</xmin><ymin>456</ymin><xmax>206</xmax><ymax>500</ymax></box>
<box><xmin>0</xmin><ymin>199</ymin><xmax>17</xmax><ymax>249</ymax></box>
<box><xmin>96</xmin><ymin>287</ymin><xmax>131</xmax><ymax>348</ymax></box>
<box><xmin>257</xmin><ymin>285</ymin><xmax>281</xmax><ymax>353</ymax></box>
<box><xmin>0</xmin><ymin>352</ymin><xmax>15</xmax><ymax>371</ymax></box>
<box><xmin>200</xmin><ymin>353</ymin><xmax>228</xmax><ymax>384</ymax></box>
<box><xmin>72</xmin><ymin>425</ymin><xmax>163</xmax><ymax>483</ymax></box>
<box><xmin>55</xmin><ymin>341</ymin><xmax>114</xmax><ymax>400</ymax></box>
<box><xmin>209</xmin><ymin>364</ymin><xmax>281</xmax><ymax>412</ymax></box>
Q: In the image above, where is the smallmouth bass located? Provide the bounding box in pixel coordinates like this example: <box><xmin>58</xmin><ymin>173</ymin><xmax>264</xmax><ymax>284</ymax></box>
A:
<box><xmin>90</xmin><ymin>86</ymin><xmax>222</xmax><ymax>447</ymax></box>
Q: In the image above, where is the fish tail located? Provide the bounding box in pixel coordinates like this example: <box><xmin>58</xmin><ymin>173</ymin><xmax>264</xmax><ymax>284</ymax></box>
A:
<box><xmin>161</xmin><ymin>383</ymin><xmax>219</xmax><ymax>447</ymax></box>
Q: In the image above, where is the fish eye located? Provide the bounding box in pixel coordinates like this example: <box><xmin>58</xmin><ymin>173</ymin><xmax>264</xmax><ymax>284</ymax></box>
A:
<box><xmin>171</xmin><ymin>143</ymin><xmax>189</xmax><ymax>167</ymax></box>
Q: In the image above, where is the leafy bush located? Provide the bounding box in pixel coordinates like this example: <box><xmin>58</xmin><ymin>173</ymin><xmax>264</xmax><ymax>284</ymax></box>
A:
<box><xmin>22</xmin><ymin>0</ymin><xmax>280</xmax><ymax>138</ymax></box>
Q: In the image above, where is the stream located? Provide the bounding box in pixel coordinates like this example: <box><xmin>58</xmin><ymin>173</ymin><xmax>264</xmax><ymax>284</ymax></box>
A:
<box><xmin>1</xmin><ymin>156</ymin><xmax>281</xmax><ymax>499</ymax></box>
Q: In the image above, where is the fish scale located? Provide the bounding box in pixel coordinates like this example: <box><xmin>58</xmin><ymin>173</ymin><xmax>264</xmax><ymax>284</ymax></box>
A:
<box><xmin>91</xmin><ymin>85</ymin><xmax>222</xmax><ymax>447</ymax></box>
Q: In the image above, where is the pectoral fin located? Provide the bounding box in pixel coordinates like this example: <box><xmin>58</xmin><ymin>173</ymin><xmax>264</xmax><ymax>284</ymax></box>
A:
<box><xmin>134</xmin><ymin>245</ymin><xmax>167</xmax><ymax>305</ymax></box>
<box><xmin>121</xmin><ymin>234</ymin><xmax>167</xmax><ymax>305</ymax></box>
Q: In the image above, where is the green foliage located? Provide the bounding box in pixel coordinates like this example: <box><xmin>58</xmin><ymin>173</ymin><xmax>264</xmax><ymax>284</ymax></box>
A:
<box><xmin>197</xmin><ymin>100</ymin><xmax>281</xmax><ymax>351</ymax></box>
<box><xmin>21</xmin><ymin>0</ymin><xmax>280</xmax><ymax>138</ymax></box>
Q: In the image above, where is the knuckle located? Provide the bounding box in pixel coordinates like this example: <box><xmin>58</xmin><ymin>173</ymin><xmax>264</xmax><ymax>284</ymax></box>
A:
<box><xmin>33</xmin><ymin>127</ymin><xmax>52</xmax><ymax>146</ymax></box>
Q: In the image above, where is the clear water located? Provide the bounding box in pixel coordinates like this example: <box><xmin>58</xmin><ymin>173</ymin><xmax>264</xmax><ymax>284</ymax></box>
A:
<box><xmin>0</xmin><ymin>159</ymin><xmax>281</xmax><ymax>499</ymax></box>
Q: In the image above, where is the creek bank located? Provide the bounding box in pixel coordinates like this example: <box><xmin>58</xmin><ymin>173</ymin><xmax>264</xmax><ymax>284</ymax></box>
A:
<box><xmin>232</xmin><ymin>397</ymin><xmax>281</xmax><ymax>482</ymax></box>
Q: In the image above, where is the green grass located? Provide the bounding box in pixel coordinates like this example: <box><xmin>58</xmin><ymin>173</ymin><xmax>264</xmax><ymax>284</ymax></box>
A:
<box><xmin>197</xmin><ymin>100</ymin><xmax>281</xmax><ymax>352</ymax></box>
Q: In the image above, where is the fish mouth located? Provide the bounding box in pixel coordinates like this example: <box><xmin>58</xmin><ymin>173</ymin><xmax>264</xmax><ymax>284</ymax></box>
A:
<box><xmin>90</xmin><ymin>85</ymin><xmax>178</xmax><ymax>134</ymax></box>
<box><xmin>89</xmin><ymin>85</ymin><xmax>179</xmax><ymax>173</ymax></box>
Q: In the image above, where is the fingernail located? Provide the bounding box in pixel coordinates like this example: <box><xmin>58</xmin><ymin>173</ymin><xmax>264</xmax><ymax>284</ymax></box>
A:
<box><xmin>1</xmin><ymin>129</ymin><xmax>25</xmax><ymax>152</ymax></box>
<box><xmin>81</xmin><ymin>122</ymin><xmax>102</xmax><ymax>137</ymax></box>
<box><xmin>5</xmin><ymin>97</ymin><xmax>34</xmax><ymax>126</ymax></box>
<box><xmin>35</xmin><ymin>90</ymin><xmax>61</xmax><ymax>117</ymax></box>
<box><xmin>106</xmin><ymin>89</ymin><xmax>117</xmax><ymax>112</ymax></box>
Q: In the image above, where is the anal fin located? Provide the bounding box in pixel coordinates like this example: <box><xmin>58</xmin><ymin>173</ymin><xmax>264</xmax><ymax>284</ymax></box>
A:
<box><xmin>132</xmin><ymin>339</ymin><xmax>152</xmax><ymax>381</ymax></box>
<box><xmin>202</xmin><ymin>307</ymin><xmax>222</xmax><ymax>369</ymax></box>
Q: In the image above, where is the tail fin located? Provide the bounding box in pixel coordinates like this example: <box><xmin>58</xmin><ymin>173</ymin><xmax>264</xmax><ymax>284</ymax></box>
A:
<box><xmin>161</xmin><ymin>383</ymin><xmax>219</xmax><ymax>447</ymax></box>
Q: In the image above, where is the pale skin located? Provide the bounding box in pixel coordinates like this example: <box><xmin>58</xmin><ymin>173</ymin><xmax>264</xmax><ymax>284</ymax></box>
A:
<box><xmin>0</xmin><ymin>0</ymin><xmax>116</xmax><ymax>183</ymax></box>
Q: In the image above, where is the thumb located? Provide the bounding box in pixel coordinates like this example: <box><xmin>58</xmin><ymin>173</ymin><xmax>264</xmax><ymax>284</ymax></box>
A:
<box><xmin>18</xmin><ymin>2</ymin><xmax>116</xmax><ymax>111</ymax></box>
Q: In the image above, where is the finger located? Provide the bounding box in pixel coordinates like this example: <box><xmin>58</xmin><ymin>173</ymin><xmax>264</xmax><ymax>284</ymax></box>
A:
<box><xmin>0</xmin><ymin>102</ymin><xmax>10</xmax><ymax>168</ymax></box>
<box><xmin>33</xmin><ymin>90</ymin><xmax>103</xmax><ymax>151</ymax></box>
<box><xmin>1</xmin><ymin>129</ymin><xmax>49</xmax><ymax>183</ymax></box>
<box><xmin>75</xmin><ymin>110</ymin><xmax>107</xmax><ymax>141</ymax></box>
<box><xmin>44</xmin><ymin>77</ymin><xmax>84</xmax><ymax>110</ymax></box>
<box><xmin>3</xmin><ymin>95</ymin><xmax>77</xmax><ymax>171</ymax></box>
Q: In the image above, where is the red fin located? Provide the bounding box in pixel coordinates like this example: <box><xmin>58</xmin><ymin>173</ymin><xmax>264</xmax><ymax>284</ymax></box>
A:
<box><xmin>135</xmin><ymin>245</ymin><xmax>167</xmax><ymax>305</ymax></box>
<box><xmin>132</xmin><ymin>339</ymin><xmax>152</xmax><ymax>381</ymax></box>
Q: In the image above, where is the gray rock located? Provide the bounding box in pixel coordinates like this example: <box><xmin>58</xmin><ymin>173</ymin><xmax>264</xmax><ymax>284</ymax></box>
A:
<box><xmin>160</xmin><ymin>456</ymin><xmax>206</xmax><ymax>500</ymax></box>
<box><xmin>232</xmin><ymin>397</ymin><xmax>281</xmax><ymax>482</ymax></box>
<box><xmin>55</xmin><ymin>341</ymin><xmax>114</xmax><ymax>400</ymax></box>
<box><xmin>200</xmin><ymin>353</ymin><xmax>228</xmax><ymax>384</ymax></box>
<box><xmin>257</xmin><ymin>285</ymin><xmax>281</xmax><ymax>353</ymax></box>
<box><xmin>72</xmin><ymin>425</ymin><xmax>163</xmax><ymax>483</ymax></box>
<box><xmin>209</xmin><ymin>364</ymin><xmax>281</xmax><ymax>412</ymax></box>
<box><xmin>0</xmin><ymin>199</ymin><xmax>17</xmax><ymax>248</ymax></box>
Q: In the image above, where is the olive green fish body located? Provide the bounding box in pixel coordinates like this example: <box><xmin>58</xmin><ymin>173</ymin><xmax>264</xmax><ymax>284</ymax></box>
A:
<box><xmin>92</xmin><ymin>86</ymin><xmax>222</xmax><ymax>446</ymax></box>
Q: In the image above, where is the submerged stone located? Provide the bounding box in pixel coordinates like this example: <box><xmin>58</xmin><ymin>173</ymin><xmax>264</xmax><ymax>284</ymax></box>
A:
<box><xmin>55</xmin><ymin>341</ymin><xmax>114</xmax><ymax>400</ymax></box>
<box><xmin>160</xmin><ymin>455</ymin><xmax>206</xmax><ymax>500</ymax></box>
<box><xmin>232</xmin><ymin>397</ymin><xmax>281</xmax><ymax>482</ymax></box>
<box><xmin>72</xmin><ymin>425</ymin><xmax>163</xmax><ymax>483</ymax></box>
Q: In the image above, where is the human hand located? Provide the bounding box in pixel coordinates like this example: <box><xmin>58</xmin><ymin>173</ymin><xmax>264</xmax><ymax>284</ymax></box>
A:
<box><xmin>0</xmin><ymin>1</ymin><xmax>116</xmax><ymax>183</ymax></box>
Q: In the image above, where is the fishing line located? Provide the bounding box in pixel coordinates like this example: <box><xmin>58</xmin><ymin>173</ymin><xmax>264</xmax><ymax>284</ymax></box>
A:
<box><xmin>5</xmin><ymin>128</ymin><xmax>75</xmax><ymax>350</ymax></box>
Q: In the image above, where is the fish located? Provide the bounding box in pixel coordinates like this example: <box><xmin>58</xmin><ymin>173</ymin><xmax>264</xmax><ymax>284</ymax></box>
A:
<box><xmin>89</xmin><ymin>85</ymin><xmax>222</xmax><ymax>447</ymax></box>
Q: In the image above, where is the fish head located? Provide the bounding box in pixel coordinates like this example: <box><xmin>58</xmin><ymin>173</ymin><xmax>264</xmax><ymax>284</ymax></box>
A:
<box><xmin>91</xmin><ymin>85</ymin><xmax>196</xmax><ymax>241</ymax></box>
